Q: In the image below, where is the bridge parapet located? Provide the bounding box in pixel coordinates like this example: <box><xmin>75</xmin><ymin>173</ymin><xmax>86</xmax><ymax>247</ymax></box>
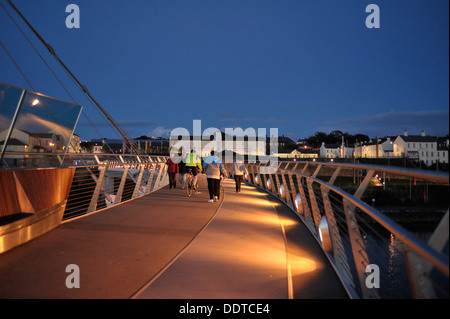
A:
<box><xmin>225</xmin><ymin>160</ymin><xmax>449</xmax><ymax>299</ymax></box>
<box><xmin>62</xmin><ymin>154</ymin><xmax>169</xmax><ymax>220</ymax></box>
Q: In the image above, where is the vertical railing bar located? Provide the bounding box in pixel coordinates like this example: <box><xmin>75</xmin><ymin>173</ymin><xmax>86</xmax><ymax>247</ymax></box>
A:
<box><xmin>354</xmin><ymin>169</ymin><xmax>374</xmax><ymax>200</ymax></box>
<box><xmin>321</xmin><ymin>186</ymin><xmax>355</xmax><ymax>291</ymax></box>
<box><xmin>295</xmin><ymin>174</ymin><xmax>316</xmax><ymax>233</ymax></box>
<box><xmin>301</xmin><ymin>162</ymin><xmax>309</xmax><ymax>174</ymax></box>
<box><xmin>260</xmin><ymin>171</ymin><xmax>267</xmax><ymax>190</ymax></box>
<box><xmin>312</xmin><ymin>164</ymin><xmax>322</xmax><ymax>178</ymax></box>
<box><xmin>152</xmin><ymin>162</ymin><xmax>163</xmax><ymax>191</ymax></box>
<box><xmin>248</xmin><ymin>164</ymin><xmax>253</xmax><ymax>184</ymax></box>
<box><xmin>145</xmin><ymin>162</ymin><xmax>157</xmax><ymax>193</ymax></box>
<box><xmin>113</xmin><ymin>165</ymin><xmax>129</xmax><ymax>205</ymax></box>
<box><xmin>280</xmin><ymin>172</ymin><xmax>293</xmax><ymax>207</ymax></box>
<box><xmin>307</xmin><ymin>179</ymin><xmax>322</xmax><ymax>229</ymax></box>
<box><xmin>87</xmin><ymin>165</ymin><xmax>106</xmax><ymax>213</ymax></box>
<box><xmin>328</xmin><ymin>166</ymin><xmax>342</xmax><ymax>185</ymax></box>
<box><xmin>159</xmin><ymin>163</ymin><xmax>169</xmax><ymax>188</ymax></box>
<box><xmin>132</xmin><ymin>163</ymin><xmax>145</xmax><ymax>198</ymax></box>
<box><xmin>288</xmin><ymin>172</ymin><xmax>297</xmax><ymax>208</ymax></box>
<box><xmin>343</xmin><ymin>198</ymin><xmax>379</xmax><ymax>299</ymax></box>
<box><xmin>275</xmin><ymin>172</ymin><xmax>283</xmax><ymax>198</ymax></box>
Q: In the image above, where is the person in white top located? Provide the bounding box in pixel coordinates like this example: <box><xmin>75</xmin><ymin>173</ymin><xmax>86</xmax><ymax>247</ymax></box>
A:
<box><xmin>231</xmin><ymin>159</ymin><xmax>248</xmax><ymax>193</ymax></box>
<box><xmin>203</xmin><ymin>151</ymin><xmax>226</xmax><ymax>202</ymax></box>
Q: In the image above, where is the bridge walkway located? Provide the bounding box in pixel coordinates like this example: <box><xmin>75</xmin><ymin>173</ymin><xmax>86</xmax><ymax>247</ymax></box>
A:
<box><xmin>0</xmin><ymin>175</ymin><xmax>347</xmax><ymax>299</ymax></box>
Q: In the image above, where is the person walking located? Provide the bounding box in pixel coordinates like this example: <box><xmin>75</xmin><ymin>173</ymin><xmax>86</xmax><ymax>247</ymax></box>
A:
<box><xmin>166</xmin><ymin>153</ymin><xmax>179</xmax><ymax>189</ymax></box>
<box><xmin>231</xmin><ymin>158</ymin><xmax>248</xmax><ymax>193</ymax></box>
<box><xmin>178</xmin><ymin>152</ymin><xmax>187</xmax><ymax>189</ymax></box>
<box><xmin>203</xmin><ymin>150</ymin><xmax>225</xmax><ymax>203</ymax></box>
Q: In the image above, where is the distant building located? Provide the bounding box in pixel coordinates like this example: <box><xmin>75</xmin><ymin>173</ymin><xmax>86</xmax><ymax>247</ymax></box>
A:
<box><xmin>320</xmin><ymin>143</ymin><xmax>340</xmax><ymax>158</ymax></box>
<box><xmin>296</xmin><ymin>139</ymin><xmax>309</xmax><ymax>147</ymax></box>
<box><xmin>437</xmin><ymin>136</ymin><xmax>449</xmax><ymax>165</ymax></box>
<box><xmin>354</xmin><ymin>137</ymin><xmax>394</xmax><ymax>159</ymax></box>
<box><xmin>169</xmin><ymin>132</ymin><xmax>275</xmax><ymax>158</ymax></box>
<box><xmin>393</xmin><ymin>130</ymin><xmax>448</xmax><ymax>166</ymax></box>
<box><xmin>67</xmin><ymin>134</ymin><xmax>81</xmax><ymax>153</ymax></box>
<box><xmin>277</xmin><ymin>135</ymin><xmax>296</xmax><ymax>149</ymax></box>
<box><xmin>0</xmin><ymin>138</ymin><xmax>27</xmax><ymax>153</ymax></box>
<box><xmin>91</xmin><ymin>139</ymin><xmax>124</xmax><ymax>153</ymax></box>
<box><xmin>319</xmin><ymin>141</ymin><xmax>354</xmax><ymax>158</ymax></box>
<box><xmin>277</xmin><ymin>149</ymin><xmax>318</xmax><ymax>159</ymax></box>
<box><xmin>0</xmin><ymin>128</ymin><xmax>67</xmax><ymax>154</ymax></box>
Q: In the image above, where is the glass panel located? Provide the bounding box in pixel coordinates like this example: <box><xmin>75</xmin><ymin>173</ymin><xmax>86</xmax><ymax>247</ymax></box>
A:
<box><xmin>0</xmin><ymin>82</ymin><xmax>82</xmax><ymax>167</ymax></box>
<box><xmin>0</xmin><ymin>83</ymin><xmax>24</xmax><ymax>153</ymax></box>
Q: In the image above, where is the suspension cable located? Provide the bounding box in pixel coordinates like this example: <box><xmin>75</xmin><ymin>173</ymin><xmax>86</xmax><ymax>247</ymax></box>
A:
<box><xmin>0</xmin><ymin>2</ymin><xmax>114</xmax><ymax>154</ymax></box>
<box><xmin>1</xmin><ymin>2</ymin><xmax>132</xmax><ymax>155</ymax></box>
<box><xmin>7</xmin><ymin>0</ymin><xmax>139</xmax><ymax>154</ymax></box>
<box><xmin>0</xmin><ymin>39</ymin><xmax>34</xmax><ymax>90</ymax></box>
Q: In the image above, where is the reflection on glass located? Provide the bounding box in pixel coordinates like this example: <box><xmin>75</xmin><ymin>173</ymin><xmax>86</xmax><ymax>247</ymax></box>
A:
<box><xmin>0</xmin><ymin>83</ymin><xmax>23</xmax><ymax>140</ymax></box>
<box><xmin>0</xmin><ymin>82</ymin><xmax>82</xmax><ymax>167</ymax></box>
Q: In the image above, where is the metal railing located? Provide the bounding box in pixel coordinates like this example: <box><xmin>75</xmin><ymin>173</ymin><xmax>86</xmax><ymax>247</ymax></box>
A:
<box><xmin>61</xmin><ymin>154</ymin><xmax>169</xmax><ymax>220</ymax></box>
<box><xmin>231</xmin><ymin>160</ymin><xmax>449</xmax><ymax>299</ymax></box>
<box><xmin>6</xmin><ymin>151</ymin><xmax>446</xmax><ymax>298</ymax></box>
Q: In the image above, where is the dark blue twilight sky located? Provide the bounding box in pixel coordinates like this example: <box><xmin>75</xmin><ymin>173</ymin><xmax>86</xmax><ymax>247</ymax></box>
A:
<box><xmin>0</xmin><ymin>0</ymin><xmax>448</xmax><ymax>141</ymax></box>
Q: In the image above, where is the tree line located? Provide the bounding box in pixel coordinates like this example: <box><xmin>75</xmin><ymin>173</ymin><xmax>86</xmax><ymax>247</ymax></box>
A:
<box><xmin>304</xmin><ymin>130</ymin><xmax>370</xmax><ymax>149</ymax></box>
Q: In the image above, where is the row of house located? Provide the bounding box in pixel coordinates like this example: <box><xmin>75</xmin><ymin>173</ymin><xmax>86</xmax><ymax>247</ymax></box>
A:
<box><xmin>0</xmin><ymin>128</ymin><xmax>81</xmax><ymax>156</ymax></box>
<box><xmin>6</xmin><ymin>127</ymin><xmax>443</xmax><ymax>167</ymax></box>
<box><xmin>165</xmin><ymin>130</ymin><xmax>449</xmax><ymax>166</ymax></box>
<box><xmin>85</xmin><ymin>137</ymin><xmax>170</xmax><ymax>154</ymax></box>
<box><xmin>318</xmin><ymin>130</ymin><xmax>449</xmax><ymax>166</ymax></box>
<box><xmin>168</xmin><ymin>133</ymin><xmax>296</xmax><ymax>158</ymax></box>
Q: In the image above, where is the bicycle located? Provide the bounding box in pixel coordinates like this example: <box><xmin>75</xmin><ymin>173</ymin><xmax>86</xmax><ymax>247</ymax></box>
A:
<box><xmin>186</xmin><ymin>167</ymin><xmax>198</xmax><ymax>197</ymax></box>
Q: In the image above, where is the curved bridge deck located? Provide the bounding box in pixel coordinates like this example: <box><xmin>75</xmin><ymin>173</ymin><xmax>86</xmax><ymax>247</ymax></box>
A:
<box><xmin>0</xmin><ymin>176</ymin><xmax>347</xmax><ymax>299</ymax></box>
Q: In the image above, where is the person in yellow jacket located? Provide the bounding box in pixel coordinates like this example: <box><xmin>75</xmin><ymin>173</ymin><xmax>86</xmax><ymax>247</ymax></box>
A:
<box><xmin>185</xmin><ymin>149</ymin><xmax>202</xmax><ymax>189</ymax></box>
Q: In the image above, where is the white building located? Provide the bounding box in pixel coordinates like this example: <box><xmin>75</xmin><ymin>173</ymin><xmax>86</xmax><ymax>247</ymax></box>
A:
<box><xmin>320</xmin><ymin>143</ymin><xmax>340</xmax><ymax>158</ymax></box>
<box><xmin>277</xmin><ymin>149</ymin><xmax>318</xmax><ymax>159</ymax></box>
<box><xmin>355</xmin><ymin>137</ymin><xmax>394</xmax><ymax>159</ymax></box>
<box><xmin>0</xmin><ymin>128</ymin><xmax>61</xmax><ymax>153</ymax></box>
<box><xmin>393</xmin><ymin>130</ymin><xmax>448</xmax><ymax>166</ymax></box>
<box><xmin>67</xmin><ymin>134</ymin><xmax>81</xmax><ymax>153</ymax></box>
<box><xmin>169</xmin><ymin>132</ymin><xmax>272</xmax><ymax>159</ymax></box>
<box><xmin>320</xmin><ymin>142</ymin><xmax>354</xmax><ymax>158</ymax></box>
<box><xmin>0</xmin><ymin>128</ymin><xmax>30</xmax><ymax>156</ymax></box>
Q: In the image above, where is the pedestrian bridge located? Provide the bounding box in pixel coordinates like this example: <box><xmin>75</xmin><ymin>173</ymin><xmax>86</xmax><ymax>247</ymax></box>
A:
<box><xmin>0</xmin><ymin>155</ymin><xmax>448</xmax><ymax>299</ymax></box>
